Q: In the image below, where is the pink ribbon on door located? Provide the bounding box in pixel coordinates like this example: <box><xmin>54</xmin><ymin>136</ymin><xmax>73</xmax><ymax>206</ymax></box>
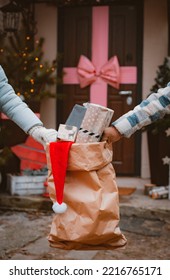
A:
<box><xmin>63</xmin><ymin>6</ymin><xmax>137</xmax><ymax>107</ymax></box>
<box><xmin>77</xmin><ymin>55</ymin><xmax>120</xmax><ymax>89</ymax></box>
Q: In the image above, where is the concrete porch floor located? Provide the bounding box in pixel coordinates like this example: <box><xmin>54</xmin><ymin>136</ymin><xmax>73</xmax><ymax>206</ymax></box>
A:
<box><xmin>116</xmin><ymin>177</ymin><xmax>170</xmax><ymax>217</ymax></box>
<box><xmin>0</xmin><ymin>177</ymin><xmax>169</xmax><ymax>260</ymax></box>
<box><xmin>116</xmin><ymin>176</ymin><xmax>150</xmax><ymax>189</ymax></box>
<box><xmin>0</xmin><ymin>176</ymin><xmax>169</xmax><ymax>219</ymax></box>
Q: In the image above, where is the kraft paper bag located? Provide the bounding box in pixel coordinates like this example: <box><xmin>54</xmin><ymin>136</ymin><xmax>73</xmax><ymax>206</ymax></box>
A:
<box><xmin>46</xmin><ymin>142</ymin><xmax>127</xmax><ymax>250</ymax></box>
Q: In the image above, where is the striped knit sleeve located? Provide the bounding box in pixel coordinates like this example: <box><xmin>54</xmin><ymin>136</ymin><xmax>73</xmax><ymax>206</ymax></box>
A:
<box><xmin>112</xmin><ymin>85</ymin><xmax>170</xmax><ymax>138</ymax></box>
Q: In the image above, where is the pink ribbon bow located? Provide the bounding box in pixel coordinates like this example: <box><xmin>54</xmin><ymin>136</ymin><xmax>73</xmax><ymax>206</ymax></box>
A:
<box><xmin>77</xmin><ymin>55</ymin><xmax>120</xmax><ymax>89</ymax></box>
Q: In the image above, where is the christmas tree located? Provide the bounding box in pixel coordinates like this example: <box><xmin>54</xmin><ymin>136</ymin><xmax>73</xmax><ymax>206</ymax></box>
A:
<box><xmin>0</xmin><ymin>24</ymin><xmax>61</xmax><ymax>168</ymax></box>
<box><xmin>145</xmin><ymin>57</ymin><xmax>170</xmax><ymax>134</ymax></box>
<box><xmin>151</xmin><ymin>57</ymin><xmax>170</xmax><ymax>92</ymax></box>
<box><xmin>0</xmin><ymin>24</ymin><xmax>60</xmax><ymax>102</ymax></box>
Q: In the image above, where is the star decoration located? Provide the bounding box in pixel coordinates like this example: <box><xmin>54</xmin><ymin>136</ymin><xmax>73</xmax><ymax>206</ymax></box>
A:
<box><xmin>162</xmin><ymin>156</ymin><xmax>170</xmax><ymax>165</ymax></box>
<box><xmin>11</xmin><ymin>136</ymin><xmax>47</xmax><ymax>171</ymax></box>
<box><xmin>165</xmin><ymin>127</ymin><xmax>170</xmax><ymax>137</ymax></box>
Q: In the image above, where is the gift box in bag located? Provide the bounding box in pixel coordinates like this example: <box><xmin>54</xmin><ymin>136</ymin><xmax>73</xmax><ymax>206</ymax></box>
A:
<box><xmin>76</xmin><ymin>103</ymin><xmax>114</xmax><ymax>143</ymax></box>
<box><xmin>46</xmin><ymin>142</ymin><xmax>127</xmax><ymax>250</ymax></box>
<box><xmin>65</xmin><ymin>104</ymin><xmax>87</xmax><ymax>130</ymax></box>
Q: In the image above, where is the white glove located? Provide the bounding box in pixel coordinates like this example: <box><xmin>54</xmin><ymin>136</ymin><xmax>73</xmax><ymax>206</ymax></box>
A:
<box><xmin>29</xmin><ymin>126</ymin><xmax>58</xmax><ymax>147</ymax></box>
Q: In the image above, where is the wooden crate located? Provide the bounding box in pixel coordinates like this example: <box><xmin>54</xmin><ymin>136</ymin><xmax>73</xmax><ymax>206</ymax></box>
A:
<box><xmin>7</xmin><ymin>174</ymin><xmax>47</xmax><ymax>196</ymax></box>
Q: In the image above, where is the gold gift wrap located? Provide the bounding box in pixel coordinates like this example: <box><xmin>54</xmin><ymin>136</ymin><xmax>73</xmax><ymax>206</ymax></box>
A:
<box><xmin>76</xmin><ymin>103</ymin><xmax>114</xmax><ymax>143</ymax></box>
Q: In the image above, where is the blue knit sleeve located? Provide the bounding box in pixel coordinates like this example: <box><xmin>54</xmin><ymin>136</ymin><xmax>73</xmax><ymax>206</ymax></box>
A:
<box><xmin>0</xmin><ymin>66</ymin><xmax>43</xmax><ymax>133</ymax></box>
<box><xmin>112</xmin><ymin>85</ymin><xmax>170</xmax><ymax>137</ymax></box>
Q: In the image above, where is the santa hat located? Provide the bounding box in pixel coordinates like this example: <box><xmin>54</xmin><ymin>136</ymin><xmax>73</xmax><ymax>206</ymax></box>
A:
<box><xmin>49</xmin><ymin>141</ymin><xmax>73</xmax><ymax>213</ymax></box>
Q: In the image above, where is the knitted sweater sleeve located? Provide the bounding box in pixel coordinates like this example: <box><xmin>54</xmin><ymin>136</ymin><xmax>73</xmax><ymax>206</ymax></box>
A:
<box><xmin>0</xmin><ymin>66</ymin><xmax>43</xmax><ymax>133</ymax></box>
<box><xmin>112</xmin><ymin>85</ymin><xmax>170</xmax><ymax>138</ymax></box>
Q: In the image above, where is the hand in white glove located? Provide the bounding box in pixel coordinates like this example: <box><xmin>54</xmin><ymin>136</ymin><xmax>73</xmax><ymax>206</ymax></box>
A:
<box><xmin>28</xmin><ymin>126</ymin><xmax>58</xmax><ymax>147</ymax></box>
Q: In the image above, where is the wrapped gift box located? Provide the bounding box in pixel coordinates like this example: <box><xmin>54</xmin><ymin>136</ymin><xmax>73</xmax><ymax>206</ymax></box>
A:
<box><xmin>65</xmin><ymin>104</ymin><xmax>87</xmax><ymax>129</ymax></box>
<box><xmin>57</xmin><ymin>124</ymin><xmax>78</xmax><ymax>142</ymax></box>
<box><xmin>76</xmin><ymin>103</ymin><xmax>114</xmax><ymax>143</ymax></box>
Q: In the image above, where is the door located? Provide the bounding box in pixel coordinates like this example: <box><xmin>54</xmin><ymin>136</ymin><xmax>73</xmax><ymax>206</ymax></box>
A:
<box><xmin>57</xmin><ymin>6</ymin><xmax>92</xmax><ymax>124</ymax></box>
<box><xmin>57</xmin><ymin>1</ymin><xmax>143</xmax><ymax>176</ymax></box>
<box><xmin>108</xmin><ymin>5</ymin><xmax>139</xmax><ymax>175</ymax></box>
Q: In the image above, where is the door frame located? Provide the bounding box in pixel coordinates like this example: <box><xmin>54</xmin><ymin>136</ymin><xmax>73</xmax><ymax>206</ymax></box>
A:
<box><xmin>134</xmin><ymin>0</ymin><xmax>144</xmax><ymax>175</ymax></box>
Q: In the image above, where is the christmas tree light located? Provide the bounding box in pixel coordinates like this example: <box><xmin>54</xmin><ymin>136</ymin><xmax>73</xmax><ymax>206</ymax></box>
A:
<box><xmin>0</xmin><ymin>22</ymin><xmax>60</xmax><ymax>102</ymax></box>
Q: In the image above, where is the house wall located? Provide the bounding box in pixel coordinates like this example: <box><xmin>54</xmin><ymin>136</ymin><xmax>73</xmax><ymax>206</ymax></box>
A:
<box><xmin>141</xmin><ymin>0</ymin><xmax>168</xmax><ymax>178</ymax></box>
<box><xmin>35</xmin><ymin>3</ymin><xmax>57</xmax><ymax>129</ymax></box>
<box><xmin>35</xmin><ymin>0</ymin><xmax>168</xmax><ymax>178</ymax></box>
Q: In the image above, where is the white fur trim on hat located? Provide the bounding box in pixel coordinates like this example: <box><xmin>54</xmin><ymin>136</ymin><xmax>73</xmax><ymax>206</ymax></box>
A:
<box><xmin>52</xmin><ymin>202</ymin><xmax>67</xmax><ymax>214</ymax></box>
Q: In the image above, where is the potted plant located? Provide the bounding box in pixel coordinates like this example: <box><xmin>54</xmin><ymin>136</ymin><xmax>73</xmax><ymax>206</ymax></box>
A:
<box><xmin>146</xmin><ymin>57</ymin><xmax>170</xmax><ymax>186</ymax></box>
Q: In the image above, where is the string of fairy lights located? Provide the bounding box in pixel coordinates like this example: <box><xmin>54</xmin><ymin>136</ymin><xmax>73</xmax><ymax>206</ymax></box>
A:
<box><xmin>0</xmin><ymin>35</ymin><xmax>57</xmax><ymax>101</ymax></box>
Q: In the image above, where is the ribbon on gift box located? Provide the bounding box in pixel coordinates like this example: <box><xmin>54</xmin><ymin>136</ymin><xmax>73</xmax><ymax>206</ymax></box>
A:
<box><xmin>63</xmin><ymin>6</ymin><xmax>137</xmax><ymax>107</ymax></box>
